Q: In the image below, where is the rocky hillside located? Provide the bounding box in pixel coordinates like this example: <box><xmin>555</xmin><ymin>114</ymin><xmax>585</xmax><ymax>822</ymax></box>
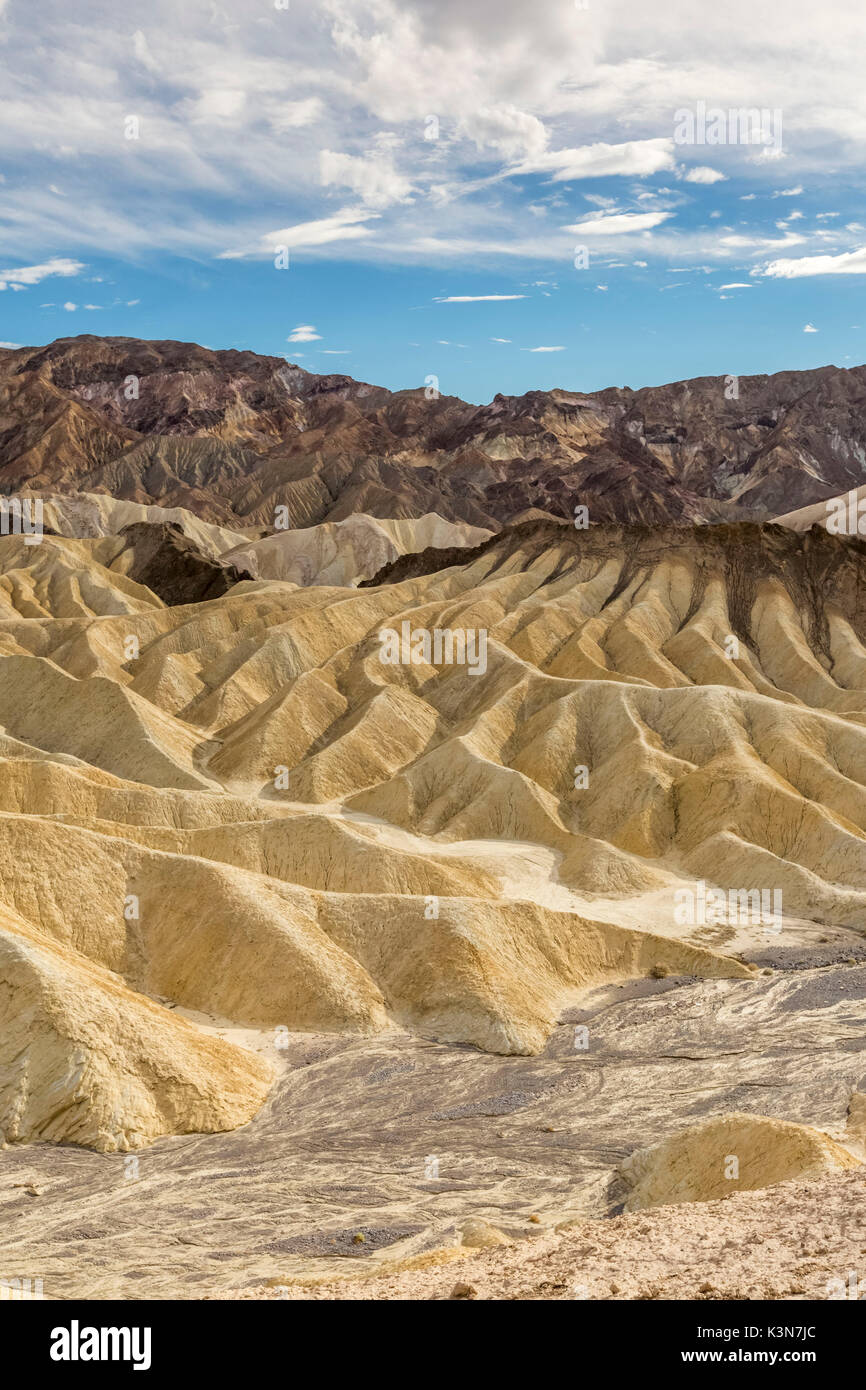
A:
<box><xmin>2</xmin><ymin>336</ymin><xmax>866</xmax><ymax>529</ymax></box>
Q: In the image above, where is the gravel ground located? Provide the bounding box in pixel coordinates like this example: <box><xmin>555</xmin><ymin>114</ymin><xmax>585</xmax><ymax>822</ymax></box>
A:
<box><xmin>231</xmin><ymin>1169</ymin><xmax>866</xmax><ymax>1301</ymax></box>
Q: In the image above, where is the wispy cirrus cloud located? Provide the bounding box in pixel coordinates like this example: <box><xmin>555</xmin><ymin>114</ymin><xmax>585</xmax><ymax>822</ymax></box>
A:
<box><xmin>434</xmin><ymin>294</ymin><xmax>526</xmax><ymax>302</ymax></box>
<box><xmin>220</xmin><ymin>210</ymin><xmax>378</xmax><ymax>260</ymax></box>
<box><xmin>565</xmin><ymin>211</ymin><xmax>673</xmax><ymax>236</ymax></box>
<box><xmin>512</xmin><ymin>138</ymin><xmax>676</xmax><ymax>181</ymax></box>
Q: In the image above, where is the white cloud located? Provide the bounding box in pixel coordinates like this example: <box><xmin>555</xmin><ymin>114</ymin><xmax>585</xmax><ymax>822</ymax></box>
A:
<box><xmin>0</xmin><ymin>342</ymin><xmax>22</xmax><ymax>349</ymax></box>
<box><xmin>720</xmin><ymin>232</ymin><xmax>805</xmax><ymax>251</ymax></box>
<box><xmin>565</xmin><ymin>211</ymin><xmax>672</xmax><ymax>236</ymax></box>
<box><xmin>459</xmin><ymin>105</ymin><xmax>548</xmax><ymax>161</ymax></box>
<box><xmin>269</xmin><ymin>98</ymin><xmax>324</xmax><ymax>133</ymax></box>
<box><xmin>62</xmin><ymin>301</ymin><xmax>77</xmax><ymax>311</ymax></box>
<box><xmin>490</xmin><ymin>337</ymin><xmax>511</xmax><ymax>342</ymax></box>
<box><xmin>0</xmin><ymin>257</ymin><xmax>84</xmax><ymax>291</ymax></box>
<box><xmin>132</xmin><ymin>27</ymin><xmax>160</xmax><ymax>75</ymax></box>
<box><xmin>434</xmin><ymin>294</ymin><xmax>526</xmax><ymax>302</ymax></box>
<box><xmin>287</xmin><ymin>324</ymin><xmax>321</xmax><ymax>342</ymax></box>
<box><xmin>683</xmin><ymin>166</ymin><xmax>726</xmax><ymax>184</ymax></box>
<box><xmin>526</xmin><ymin>345</ymin><xmax>565</xmax><ymax>352</ymax></box>
<box><xmin>221</xmin><ymin>210</ymin><xmax>378</xmax><ymax>259</ymax></box>
<box><xmin>186</xmin><ymin>88</ymin><xmax>247</xmax><ymax>122</ymax></box>
<box><xmin>803</xmin><ymin>322</ymin><xmax>818</xmax><ymax>331</ymax></box>
<box><xmin>761</xmin><ymin>247</ymin><xmax>866</xmax><ymax>277</ymax></box>
<box><xmin>514</xmin><ymin>138</ymin><xmax>675</xmax><ymax>182</ymax></box>
<box><xmin>0</xmin><ymin>0</ymin><xmax>864</xmax><ymax>282</ymax></box>
<box><xmin>320</xmin><ymin>149</ymin><xmax>414</xmax><ymax>209</ymax></box>
<box><xmin>719</xmin><ymin>282</ymin><xmax>753</xmax><ymax>288</ymax></box>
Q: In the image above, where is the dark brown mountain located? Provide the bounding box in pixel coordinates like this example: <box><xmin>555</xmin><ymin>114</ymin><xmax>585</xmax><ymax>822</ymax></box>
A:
<box><xmin>1</xmin><ymin>335</ymin><xmax>865</xmax><ymax>530</ymax></box>
<box><xmin>109</xmin><ymin>521</ymin><xmax>254</xmax><ymax>605</ymax></box>
<box><xmin>363</xmin><ymin>515</ymin><xmax>866</xmax><ymax>658</ymax></box>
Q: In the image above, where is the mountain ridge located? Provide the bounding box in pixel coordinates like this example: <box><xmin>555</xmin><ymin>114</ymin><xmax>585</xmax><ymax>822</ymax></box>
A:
<box><xmin>3</xmin><ymin>335</ymin><xmax>866</xmax><ymax>531</ymax></box>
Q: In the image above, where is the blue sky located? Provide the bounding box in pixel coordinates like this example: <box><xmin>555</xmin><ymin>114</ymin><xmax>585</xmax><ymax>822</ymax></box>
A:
<box><xmin>0</xmin><ymin>0</ymin><xmax>864</xmax><ymax>403</ymax></box>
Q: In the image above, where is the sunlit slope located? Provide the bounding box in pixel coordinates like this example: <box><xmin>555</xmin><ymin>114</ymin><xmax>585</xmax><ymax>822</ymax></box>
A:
<box><xmin>1</xmin><ymin>519</ymin><xmax>865</xmax><ymax>1147</ymax></box>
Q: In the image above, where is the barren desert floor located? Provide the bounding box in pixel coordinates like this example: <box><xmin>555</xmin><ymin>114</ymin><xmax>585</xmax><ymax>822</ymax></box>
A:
<box><xmin>3</xmin><ymin>928</ymin><xmax>864</xmax><ymax>1299</ymax></box>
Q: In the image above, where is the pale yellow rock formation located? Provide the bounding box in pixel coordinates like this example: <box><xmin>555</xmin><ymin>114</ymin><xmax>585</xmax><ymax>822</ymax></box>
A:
<box><xmin>0</xmin><ymin>903</ymin><xmax>272</xmax><ymax>1152</ymax></box>
<box><xmin>620</xmin><ymin>1113</ymin><xmax>860</xmax><ymax>1211</ymax></box>
<box><xmin>40</xmin><ymin>492</ymin><xmax>251</xmax><ymax>557</ymax></box>
<box><xmin>37</xmin><ymin>493</ymin><xmax>491</xmax><ymax>587</ymax></box>
<box><xmin>219</xmin><ymin>512</ymin><xmax>493</xmax><ymax>586</ymax></box>
<box><xmin>0</xmin><ymin>521</ymin><xmax>865</xmax><ymax>1150</ymax></box>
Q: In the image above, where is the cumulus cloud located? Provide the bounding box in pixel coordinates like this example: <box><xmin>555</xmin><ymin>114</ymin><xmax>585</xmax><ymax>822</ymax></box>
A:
<box><xmin>683</xmin><ymin>166</ymin><xmax>726</xmax><ymax>184</ymax></box>
<box><xmin>459</xmin><ymin>105</ymin><xmax>549</xmax><ymax>161</ymax></box>
<box><xmin>761</xmin><ymin>247</ymin><xmax>866</xmax><ymax>277</ymax></box>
